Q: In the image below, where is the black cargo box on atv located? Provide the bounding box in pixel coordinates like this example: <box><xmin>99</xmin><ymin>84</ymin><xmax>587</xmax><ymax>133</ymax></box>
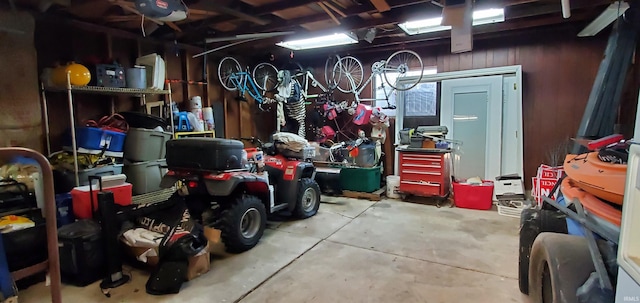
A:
<box><xmin>166</xmin><ymin>138</ymin><xmax>244</xmax><ymax>171</ymax></box>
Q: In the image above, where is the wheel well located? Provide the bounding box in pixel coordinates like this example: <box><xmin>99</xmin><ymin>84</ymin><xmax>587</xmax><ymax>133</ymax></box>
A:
<box><xmin>232</xmin><ymin>182</ymin><xmax>270</xmax><ymax>209</ymax></box>
<box><xmin>301</xmin><ymin>167</ymin><xmax>315</xmax><ymax>179</ymax></box>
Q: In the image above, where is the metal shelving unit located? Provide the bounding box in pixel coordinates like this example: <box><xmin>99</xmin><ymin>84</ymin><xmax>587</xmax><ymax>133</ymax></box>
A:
<box><xmin>41</xmin><ymin>74</ymin><xmax>174</xmax><ymax>187</ymax></box>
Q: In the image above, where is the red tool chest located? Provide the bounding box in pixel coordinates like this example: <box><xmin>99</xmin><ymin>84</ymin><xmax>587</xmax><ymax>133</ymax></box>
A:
<box><xmin>398</xmin><ymin>149</ymin><xmax>452</xmax><ymax>198</ymax></box>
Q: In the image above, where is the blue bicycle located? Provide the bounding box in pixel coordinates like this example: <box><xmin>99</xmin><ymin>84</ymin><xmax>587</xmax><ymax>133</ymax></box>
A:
<box><xmin>218</xmin><ymin>57</ymin><xmax>279</xmax><ymax>109</ymax></box>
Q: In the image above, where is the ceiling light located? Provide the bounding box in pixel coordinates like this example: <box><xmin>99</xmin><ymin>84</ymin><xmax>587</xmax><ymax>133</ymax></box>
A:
<box><xmin>276</xmin><ymin>33</ymin><xmax>358</xmax><ymax>50</ymax></box>
<box><xmin>578</xmin><ymin>1</ymin><xmax>629</xmax><ymax>37</ymax></box>
<box><xmin>398</xmin><ymin>8</ymin><xmax>505</xmax><ymax>35</ymax></box>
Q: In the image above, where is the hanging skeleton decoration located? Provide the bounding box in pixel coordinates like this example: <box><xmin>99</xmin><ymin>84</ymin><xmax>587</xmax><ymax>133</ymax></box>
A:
<box><xmin>274</xmin><ymin>70</ymin><xmax>306</xmax><ymax>138</ymax></box>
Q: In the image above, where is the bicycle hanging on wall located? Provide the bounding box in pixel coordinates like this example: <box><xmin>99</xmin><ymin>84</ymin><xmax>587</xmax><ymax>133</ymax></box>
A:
<box><xmin>327</xmin><ymin>50</ymin><xmax>424</xmax><ymax>109</ymax></box>
<box><xmin>217</xmin><ymin>56</ymin><xmax>279</xmax><ymax>111</ymax></box>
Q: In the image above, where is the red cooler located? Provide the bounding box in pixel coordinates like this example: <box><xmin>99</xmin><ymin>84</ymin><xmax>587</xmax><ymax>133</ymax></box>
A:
<box><xmin>453</xmin><ymin>180</ymin><xmax>494</xmax><ymax>210</ymax></box>
<box><xmin>71</xmin><ymin>183</ymin><xmax>133</xmax><ymax>219</ymax></box>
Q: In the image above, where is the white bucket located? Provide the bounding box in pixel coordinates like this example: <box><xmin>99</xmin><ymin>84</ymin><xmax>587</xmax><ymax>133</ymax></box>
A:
<box><xmin>203</xmin><ymin>107</ymin><xmax>215</xmax><ymax>131</ymax></box>
<box><xmin>386</xmin><ymin>175</ymin><xmax>401</xmax><ymax>199</ymax></box>
<box><xmin>189</xmin><ymin>96</ymin><xmax>202</xmax><ymax>110</ymax></box>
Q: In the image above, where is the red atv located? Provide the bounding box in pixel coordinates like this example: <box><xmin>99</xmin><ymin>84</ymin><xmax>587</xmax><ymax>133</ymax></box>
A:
<box><xmin>160</xmin><ymin>136</ymin><xmax>320</xmax><ymax>253</ymax></box>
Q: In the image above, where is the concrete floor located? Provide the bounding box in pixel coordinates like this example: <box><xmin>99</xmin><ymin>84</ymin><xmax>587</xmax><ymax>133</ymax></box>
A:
<box><xmin>19</xmin><ymin>196</ymin><xmax>526</xmax><ymax>303</ymax></box>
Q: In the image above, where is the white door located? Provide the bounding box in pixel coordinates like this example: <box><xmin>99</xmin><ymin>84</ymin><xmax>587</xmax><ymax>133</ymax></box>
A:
<box><xmin>441</xmin><ymin>76</ymin><xmax>503</xmax><ymax>181</ymax></box>
<box><xmin>502</xmin><ymin>75</ymin><xmax>523</xmax><ymax>176</ymax></box>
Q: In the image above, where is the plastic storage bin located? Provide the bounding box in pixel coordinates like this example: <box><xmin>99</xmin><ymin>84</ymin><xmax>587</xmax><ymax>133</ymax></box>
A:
<box><xmin>70</xmin><ymin>164</ymin><xmax>124</xmax><ymax>186</ymax></box>
<box><xmin>65</xmin><ymin>127</ymin><xmax>126</xmax><ymax>152</ymax></box>
<box><xmin>71</xmin><ymin>182</ymin><xmax>132</xmax><ymax>219</ymax></box>
<box><xmin>123</xmin><ymin>159</ymin><xmax>167</xmax><ymax>195</ymax></box>
<box><xmin>124</xmin><ymin>128</ymin><xmax>172</xmax><ymax>162</ymax></box>
<box><xmin>339</xmin><ymin>166</ymin><xmax>381</xmax><ymax>193</ymax></box>
<box><xmin>453</xmin><ymin>180</ymin><xmax>494</xmax><ymax>210</ymax></box>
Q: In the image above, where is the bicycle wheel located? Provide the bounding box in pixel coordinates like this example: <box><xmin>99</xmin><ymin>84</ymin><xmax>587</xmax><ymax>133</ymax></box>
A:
<box><xmin>285</xmin><ymin>61</ymin><xmax>306</xmax><ymax>87</ymax></box>
<box><xmin>333</xmin><ymin>56</ymin><xmax>363</xmax><ymax>94</ymax></box>
<box><xmin>252</xmin><ymin>62</ymin><xmax>279</xmax><ymax>91</ymax></box>
<box><xmin>384</xmin><ymin>50</ymin><xmax>423</xmax><ymax>91</ymax></box>
<box><xmin>324</xmin><ymin>55</ymin><xmax>340</xmax><ymax>90</ymax></box>
<box><xmin>218</xmin><ymin>57</ymin><xmax>243</xmax><ymax>91</ymax></box>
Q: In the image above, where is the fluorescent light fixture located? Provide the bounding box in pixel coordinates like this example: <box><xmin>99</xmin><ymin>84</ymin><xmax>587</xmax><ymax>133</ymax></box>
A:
<box><xmin>578</xmin><ymin>1</ymin><xmax>629</xmax><ymax>37</ymax></box>
<box><xmin>276</xmin><ymin>33</ymin><xmax>358</xmax><ymax>50</ymax></box>
<box><xmin>398</xmin><ymin>8</ymin><xmax>505</xmax><ymax>35</ymax></box>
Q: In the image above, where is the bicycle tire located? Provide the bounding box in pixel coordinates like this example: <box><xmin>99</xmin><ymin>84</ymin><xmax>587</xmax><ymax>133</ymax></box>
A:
<box><xmin>384</xmin><ymin>50</ymin><xmax>423</xmax><ymax>91</ymax></box>
<box><xmin>324</xmin><ymin>55</ymin><xmax>340</xmax><ymax>90</ymax></box>
<box><xmin>333</xmin><ymin>56</ymin><xmax>363</xmax><ymax>94</ymax></box>
<box><xmin>218</xmin><ymin>57</ymin><xmax>243</xmax><ymax>91</ymax></box>
<box><xmin>286</xmin><ymin>61</ymin><xmax>306</xmax><ymax>87</ymax></box>
<box><xmin>252</xmin><ymin>62</ymin><xmax>279</xmax><ymax>91</ymax></box>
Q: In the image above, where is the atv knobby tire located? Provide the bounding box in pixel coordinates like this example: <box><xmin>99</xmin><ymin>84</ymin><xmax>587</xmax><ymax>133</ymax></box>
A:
<box><xmin>215</xmin><ymin>195</ymin><xmax>266</xmax><ymax>253</ymax></box>
<box><xmin>293</xmin><ymin>178</ymin><xmax>321</xmax><ymax>218</ymax></box>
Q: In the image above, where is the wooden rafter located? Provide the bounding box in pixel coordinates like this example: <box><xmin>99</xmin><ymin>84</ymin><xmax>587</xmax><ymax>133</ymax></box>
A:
<box><xmin>323</xmin><ymin>2</ymin><xmax>348</xmax><ymax>17</ymax></box>
<box><xmin>235</xmin><ymin>0</ymin><xmax>425</xmax><ymax>34</ymax></box>
<box><xmin>317</xmin><ymin>2</ymin><xmax>341</xmax><ymax>24</ymax></box>
<box><xmin>195</xmin><ymin>2</ymin><xmax>270</xmax><ymax>25</ymax></box>
<box><xmin>369</xmin><ymin>0</ymin><xmax>391</xmax><ymax>12</ymax></box>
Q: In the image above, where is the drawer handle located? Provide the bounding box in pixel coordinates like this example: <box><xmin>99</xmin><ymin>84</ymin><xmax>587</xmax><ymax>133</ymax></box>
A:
<box><xmin>402</xmin><ymin>157</ymin><xmax>440</xmax><ymax>162</ymax></box>
<box><xmin>401</xmin><ymin>153</ymin><xmax>442</xmax><ymax>158</ymax></box>
<box><xmin>401</xmin><ymin>180</ymin><xmax>440</xmax><ymax>187</ymax></box>
<box><xmin>402</xmin><ymin>164</ymin><xmax>441</xmax><ymax>169</ymax></box>
<box><xmin>403</xmin><ymin>170</ymin><xmax>441</xmax><ymax>176</ymax></box>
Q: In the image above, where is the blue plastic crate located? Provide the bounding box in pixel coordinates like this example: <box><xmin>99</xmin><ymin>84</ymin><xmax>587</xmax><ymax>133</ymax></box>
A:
<box><xmin>65</xmin><ymin>127</ymin><xmax>126</xmax><ymax>152</ymax></box>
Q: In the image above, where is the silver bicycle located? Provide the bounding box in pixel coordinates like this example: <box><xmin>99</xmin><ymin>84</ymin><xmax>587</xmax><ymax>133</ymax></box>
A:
<box><xmin>327</xmin><ymin>50</ymin><xmax>424</xmax><ymax>107</ymax></box>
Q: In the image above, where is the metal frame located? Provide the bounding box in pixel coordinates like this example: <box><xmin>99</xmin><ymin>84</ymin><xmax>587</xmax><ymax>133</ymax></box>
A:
<box><xmin>393</xmin><ymin>65</ymin><xmax>524</xmax><ymax>178</ymax></box>
<box><xmin>0</xmin><ymin>147</ymin><xmax>62</xmax><ymax>303</ymax></box>
<box><xmin>41</xmin><ymin>76</ymin><xmax>173</xmax><ymax>187</ymax></box>
<box><xmin>541</xmin><ymin>185</ymin><xmax>619</xmax><ymax>292</ymax></box>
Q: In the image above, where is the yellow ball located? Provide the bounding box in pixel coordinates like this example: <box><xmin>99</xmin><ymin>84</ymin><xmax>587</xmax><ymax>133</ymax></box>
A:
<box><xmin>52</xmin><ymin>62</ymin><xmax>91</xmax><ymax>86</ymax></box>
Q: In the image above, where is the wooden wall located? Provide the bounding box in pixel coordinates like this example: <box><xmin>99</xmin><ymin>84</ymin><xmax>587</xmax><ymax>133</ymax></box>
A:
<box><xmin>0</xmin><ymin>8</ymin><xmax>43</xmax><ymax>152</ymax></box>
<box><xmin>297</xmin><ymin>26</ymin><xmax>636</xmax><ymax>189</ymax></box>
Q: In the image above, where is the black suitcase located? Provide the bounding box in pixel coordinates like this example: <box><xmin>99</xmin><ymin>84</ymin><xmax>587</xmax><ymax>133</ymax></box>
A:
<box><xmin>58</xmin><ymin>220</ymin><xmax>106</xmax><ymax>286</ymax></box>
<box><xmin>165</xmin><ymin>138</ymin><xmax>244</xmax><ymax>171</ymax></box>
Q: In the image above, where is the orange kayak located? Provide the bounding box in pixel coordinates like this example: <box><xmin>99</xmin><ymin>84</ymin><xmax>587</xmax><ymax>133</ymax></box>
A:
<box><xmin>563</xmin><ymin>152</ymin><xmax>626</xmax><ymax>205</ymax></box>
<box><xmin>561</xmin><ymin>177</ymin><xmax>621</xmax><ymax>226</ymax></box>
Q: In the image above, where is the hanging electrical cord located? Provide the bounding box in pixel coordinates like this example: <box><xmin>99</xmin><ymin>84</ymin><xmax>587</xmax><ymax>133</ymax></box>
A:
<box><xmin>141</xmin><ymin>14</ymin><xmax>146</xmax><ymax>37</ymax></box>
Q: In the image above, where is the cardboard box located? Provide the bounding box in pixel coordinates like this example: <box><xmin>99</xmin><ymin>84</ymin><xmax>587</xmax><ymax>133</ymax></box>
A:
<box><xmin>495</xmin><ymin>178</ymin><xmax>524</xmax><ymax>197</ymax></box>
<box><xmin>187</xmin><ymin>244</ymin><xmax>210</xmax><ymax>281</ymax></box>
<box><xmin>125</xmin><ymin>241</ymin><xmax>211</xmax><ymax>280</ymax></box>
<box><xmin>204</xmin><ymin>226</ymin><xmax>226</xmax><ymax>256</ymax></box>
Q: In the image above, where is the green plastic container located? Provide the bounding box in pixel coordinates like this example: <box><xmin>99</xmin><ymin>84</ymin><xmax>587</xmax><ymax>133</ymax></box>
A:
<box><xmin>339</xmin><ymin>166</ymin><xmax>381</xmax><ymax>193</ymax></box>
